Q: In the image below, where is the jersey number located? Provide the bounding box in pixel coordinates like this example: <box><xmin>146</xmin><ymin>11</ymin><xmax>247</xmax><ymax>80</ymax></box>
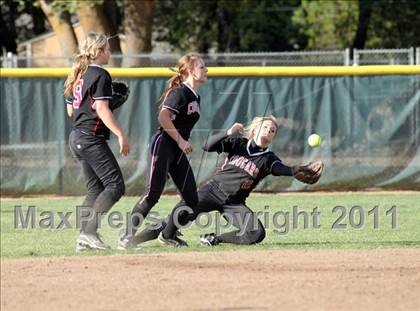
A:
<box><xmin>72</xmin><ymin>79</ymin><xmax>84</xmax><ymax>109</ymax></box>
<box><xmin>240</xmin><ymin>179</ymin><xmax>253</xmax><ymax>189</ymax></box>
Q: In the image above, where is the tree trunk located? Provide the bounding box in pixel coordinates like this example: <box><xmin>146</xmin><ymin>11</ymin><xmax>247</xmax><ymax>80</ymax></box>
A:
<box><xmin>217</xmin><ymin>3</ymin><xmax>240</xmax><ymax>53</ymax></box>
<box><xmin>27</xmin><ymin>1</ymin><xmax>47</xmax><ymax>35</ymax></box>
<box><xmin>103</xmin><ymin>0</ymin><xmax>119</xmax><ymax>33</ymax></box>
<box><xmin>78</xmin><ymin>1</ymin><xmax>122</xmax><ymax>66</ymax></box>
<box><xmin>39</xmin><ymin>0</ymin><xmax>78</xmax><ymax>63</ymax></box>
<box><xmin>0</xmin><ymin>0</ymin><xmax>18</xmax><ymax>53</ymax></box>
<box><xmin>353</xmin><ymin>0</ymin><xmax>374</xmax><ymax>49</ymax></box>
<box><xmin>122</xmin><ymin>0</ymin><xmax>155</xmax><ymax>67</ymax></box>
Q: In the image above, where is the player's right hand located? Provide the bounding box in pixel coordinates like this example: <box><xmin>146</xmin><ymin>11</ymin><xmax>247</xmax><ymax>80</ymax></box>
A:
<box><xmin>118</xmin><ymin>133</ymin><xmax>130</xmax><ymax>156</ymax></box>
<box><xmin>227</xmin><ymin>123</ymin><xmax>244</xmax><ymax>136</ymax></box>
<box><xmin>178</xmin><ymin>139</ymin><xmax>193</xmax><ymax>155</ymax></box>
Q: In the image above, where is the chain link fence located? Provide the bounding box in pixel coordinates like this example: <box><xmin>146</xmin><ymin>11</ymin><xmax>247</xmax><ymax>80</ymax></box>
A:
<box><xmin>202</xmin><ymin>50</ymin><xmax>350</xmax><ymax>66</ymax></box>
<box><xmin>353</xmin><ymin>48</ymin><xmax>416</xmax><ymax>65</ymax></box>
<box><xmin>2</xmin><ymin>48</ymin><xmax>419</xmax><ymax>68</ymax></box>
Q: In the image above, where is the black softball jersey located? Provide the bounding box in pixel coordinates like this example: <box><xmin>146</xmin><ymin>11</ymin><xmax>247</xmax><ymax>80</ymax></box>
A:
<box><xmin>159</xmin><ymin>83</ymin><xmax>200</xmax><ymax>141</ymax></box>
<box><xmin>66</xmin><ymin>64</ymin><xmax>113</xmax><ymax>139</ymax></box>
<box><xmin>203</xmin><ymin>132</ymin><xmax>293</xmax><ymax>204</ymax></box>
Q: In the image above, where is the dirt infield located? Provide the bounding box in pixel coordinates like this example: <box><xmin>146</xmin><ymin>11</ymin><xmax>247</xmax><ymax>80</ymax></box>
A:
<box><xmin>2</xmin><ymin>248</ymin><xmax>420</xmax><ymax>311</ymax></box>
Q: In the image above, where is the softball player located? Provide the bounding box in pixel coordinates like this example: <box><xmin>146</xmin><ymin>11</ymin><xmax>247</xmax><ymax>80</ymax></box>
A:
<box><xmin>118</xmin><ymin>53</ymin><xmax>208</xmax><ymax>249</ymax></box>
<box><xmin>131</xmin><ymin>116</ymin><xmax>323</xmax><ymax>247</ymax></box>
<box><xmin>65</xmin><ymin>32</ymin><xmax>130</xmax><ymax>251</ymax></box>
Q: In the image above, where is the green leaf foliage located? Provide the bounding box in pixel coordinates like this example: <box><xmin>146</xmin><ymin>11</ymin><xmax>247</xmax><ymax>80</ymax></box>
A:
<box><xmin>292</xmin><ymin>0</ymin><xmax>359</xmax><ymax>49</ymax></box>
<box><xmin>154</xmin><ymin>0</ymin><xmax>304</xmax><ymax>53</ymax></box>
<box><xmin>366</xmin><ymin>0</ymin><xmax>420</xmax><ymax>48</ymax></box>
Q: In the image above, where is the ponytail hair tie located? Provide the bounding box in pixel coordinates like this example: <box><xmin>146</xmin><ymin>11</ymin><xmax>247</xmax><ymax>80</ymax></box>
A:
<box><xmin>169</xmin><ymin>67</ymin><xmax>181</xmax><ymax>76</ymax></box>
<box><xmin>76</xmin><ymin>52</ymin><xmax>87</xmax><ymax>59</ymax></box>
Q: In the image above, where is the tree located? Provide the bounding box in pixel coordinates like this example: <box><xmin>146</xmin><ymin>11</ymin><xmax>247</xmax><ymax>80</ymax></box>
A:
<box><xmin>235</xmin><ymin>0</ymin><xmax>303</xmax><ymax>51</ymax></box>
<box><xmin>39</xmin><ymin>0</ymin><xmax>78</xmax><ymax>59</ymax></box>
<box><xmin>103</xmin><ymin>0</ymin><xmax>120</xmax><ymax>34</ymax></box>
<box><xmin>122</xmin><ymin>0</ymin><xmax>155</xmax><ymax>67</ymax></box>
<box><xmin>292</xmin><ymin>0</ymin><xmax>359</xmax><ymax>50</ymax></box>
<box><xmin>2</xmin><ymin>0</ymin><xmax>157</xmax><ymax>67</ymax></box>
<box><xmin>365</xmin><ymin>0</ymin><xmax>420</xmax><ymax>48</ymax></box>
<box><xmin>1</xmin><ymin>0</ymin><xmax>50</xmax><ymax>53</ymax></box>
<box><xmin>0</xmin><ymin>0</ymin><xmax>18</xmax><ymax>53</ymax></box>
<box><xmin>292</xmin><ymin>0</ymin><xmax>420</xmax><ymax>50</ymax></box>
<box><xmin>154</xmin><ymin>0</ymin><xmax>218</xmax><ymax>53</ymax></box>
<box><xmin>215</xmin><ymin>0</ymin><xmax>240</xmax><ymax>52</ymax></box>
<box><xmin>3</xmin><ymin>0</ymin><xmax>420</xmax><ymax>62</ymax></box>
<box><xmin>77</xmin><ymin>0</ymin><xmax>122</xmax><ymax>65</ymax></box>
<box><xmin>352</xmin><ymin>0</ymin><xmax>373</xmax><ymax>49</ymax></box>
<box><xmin>154</xmin><ymin>0</ymin><xmax>303</xmax><ymax>53</ymax></box>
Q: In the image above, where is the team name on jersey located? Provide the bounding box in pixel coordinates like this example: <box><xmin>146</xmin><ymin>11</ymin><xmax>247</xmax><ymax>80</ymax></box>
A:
<box><xmin>227</xmin><ymin>155</ymin><xmax>260</xmax><ymax>177</ymax></box>
<box><xmin>187</xmin><ymin>101</ymin><xmax>200</xmax><ymax>115</ymax></box>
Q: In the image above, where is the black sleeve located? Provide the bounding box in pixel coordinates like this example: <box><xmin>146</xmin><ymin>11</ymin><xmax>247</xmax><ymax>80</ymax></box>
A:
<box><xmin>202</xmin><ymin>132</ymin><xmax>239</xmax><ymax>153</ymax></box>
<box><xmin>161</xmin><ymin>88</ymin><xmax>185</xmax><ymax>115</ymax></box>
<box><xmin>91</xmin><ymin>71</ymin><xmax>113</xmax><ymax>100</ymax></box>
<box><xmin>270</xmin><ymin>156</ymin><xmax>293</xmax><ymax>176</ymax></box>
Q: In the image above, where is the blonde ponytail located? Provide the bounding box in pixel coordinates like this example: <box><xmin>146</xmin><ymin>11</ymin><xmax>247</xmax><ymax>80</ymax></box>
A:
<box><xmin>64</xmin><ymin>32</ymin><xmax>109</xmax><ymax>98</ymax></box>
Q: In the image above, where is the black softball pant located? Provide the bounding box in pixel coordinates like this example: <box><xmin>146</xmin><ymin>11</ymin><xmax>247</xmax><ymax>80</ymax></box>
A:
<box><xmin>69</xmin><ymin>129</ymin><xmax>125</xmax><ymax>234</ymax></box>
<box><xmin>127</xmin><ymin>132</ymin><xmax>198</xmax><ymax>237</ymax></box>
<box><xmin>163</xmin><ymin>180</ymin><xmax>265</xmax><ymax>245</ymax></box>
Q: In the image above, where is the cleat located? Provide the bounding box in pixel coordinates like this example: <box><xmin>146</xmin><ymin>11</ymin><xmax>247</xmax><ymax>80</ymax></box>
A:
<box><xmin>200</xmin><ymin>233</ymin><xmax>220</xmax><ymax>246</ymax></box>
<box><xmin>76</xmin><ymin>232</ymin><xmax>111</xmax><ymax>251</ymax></box>
<box><xmin>158</xmin><ymin>232</ymin><xmax>188</xmax><ymax>248</ymax></box>
<box><xmin>117</xmin><ymin>236</ymin><xmax>141</xmax><ymax>250</ymax></box>
<box><xmin>130</xmin><ymin>220</ymin><xmax>183</xmax><ymax>245</ymax></box>
<box><xmin>76</xmin><ymin>242</ymin><xmax>90</xmax><ymax>252</ymax></box>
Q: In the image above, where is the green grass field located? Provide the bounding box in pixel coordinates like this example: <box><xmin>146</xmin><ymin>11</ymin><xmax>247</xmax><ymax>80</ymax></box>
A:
<box><xmin>1</xmin><ymin>192</ymin><xmax>419</xmax><ymax>258</ymax></box>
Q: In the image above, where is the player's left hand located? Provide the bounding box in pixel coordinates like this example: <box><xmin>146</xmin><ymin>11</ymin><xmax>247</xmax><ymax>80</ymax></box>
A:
<box><xmin>118</xmin><ymin>133</ymin><xmax>130</xmax><ymax>156</ymax></box>
<box><xmin>292</xmin><ymin>160</ymin><xmax>324</xmax><ymax>184</ymax></box>
<box><xmin>178</xmin><ymin>139</ymin><xmax>193</xmax><ymax>154</ymax></box>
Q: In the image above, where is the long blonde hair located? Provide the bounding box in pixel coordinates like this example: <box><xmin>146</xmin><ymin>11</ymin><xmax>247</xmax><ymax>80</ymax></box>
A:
<box><xmin>244</xmin><ymin>115</ymin><xmax>279</xmax><ymax>140</ymax></box>
<box><xmin>160</xmin><ymin>52</ymin><xmax>203</xmax><ymax>102</ymax></box>
<box><xmin>64</xmin><ymin>32</ymin><xmax>109</xmax><ymax>98</ymax></box>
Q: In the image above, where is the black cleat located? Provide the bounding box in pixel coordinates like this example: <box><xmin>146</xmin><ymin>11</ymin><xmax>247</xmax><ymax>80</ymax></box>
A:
<box><xmin>200</xmin><ymin>233</ymin><xmax>220</xmax><ymax>246</ymax></box>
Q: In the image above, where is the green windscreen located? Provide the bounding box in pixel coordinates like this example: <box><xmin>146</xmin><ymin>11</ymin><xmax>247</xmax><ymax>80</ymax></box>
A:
<box><xmin>1</xmin><ymin>74</ymin><xmax>419</xmax><ymax>194</ymax></box>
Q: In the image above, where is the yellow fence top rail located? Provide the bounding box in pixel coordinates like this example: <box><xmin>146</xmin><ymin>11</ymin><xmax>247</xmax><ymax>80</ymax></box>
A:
<box><xmin>1</xmin><ymin>65</ymin><xmax>420</xmax><ymax>78</ymax></box>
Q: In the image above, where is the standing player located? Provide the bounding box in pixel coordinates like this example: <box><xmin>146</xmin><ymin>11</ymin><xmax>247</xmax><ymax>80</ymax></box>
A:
<box><xmin>131</xmin><ymin>116</ymin><xmax>323</xmax><ymax>247</ymax></box>
<box><xmin>118</xmin><ymin>53</ymin><xmax>208</xmax><ymax>249</ymax></box>
<box><xmin>64</xmin><ymin>32</ymin><xmax>130</xmax><ymax>251</ymax></box>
